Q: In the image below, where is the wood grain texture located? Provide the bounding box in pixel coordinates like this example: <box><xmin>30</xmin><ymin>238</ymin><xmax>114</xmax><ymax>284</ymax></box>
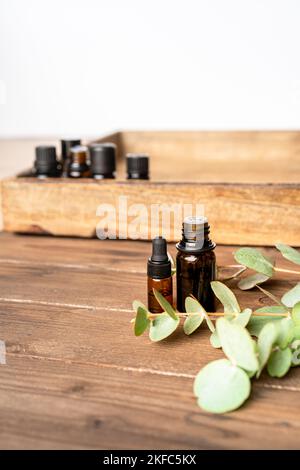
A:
<box><xmin>1</xmin><ymin>131</ymin><xmax>300</xmax><ymax>244</ymax></box>
<box><xmin>0</xmin><ymin>233</ymin><xmax>300</xmax><ymax>449</ymax></box>
<box><xmin>120</xmin><ymin>130</ymin><xmax>300</xmax><ymax>183</ymax></box>
<box><xmin>2</xmin><ymin>178</ymin><xmax>300</xmax><ymax>245</ymax></box>
<box><xmin>1</xmin><ymin>356</ymin><xmax>300</xmax><ymax>450</ymax></box>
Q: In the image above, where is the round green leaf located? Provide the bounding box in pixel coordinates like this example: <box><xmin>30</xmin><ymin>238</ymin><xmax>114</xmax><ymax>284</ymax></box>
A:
<box><xmin>276</xmin><ymin>318</ymin><xmax>294</xmax><ymax>349</ymax></box>
<box><xmin>132</xmin><ymin>299</ymin><xmax>148</xmax><ymax>313</ymax></box>
<box><xmin>248</xmin><ymin>306</ymin><xmax>287</xmax><ymax>336</ymax></box>
<box><xmin>149</xmin><ymin>313</ymin><xmax>179</xmax><ymax>342</ymax></box>
<box><xmin>210</xmin><ymin>331</ymin><xmax>221</xmax><ymax>348</ymax></box>
<box><xmin>153</xmin><ymin>289</ymin><xmax>178</xmax><ymax>320</ymax></box>
<box><xmin>281</xmin><ymin>283</ymin><xmax>300</xmax><ymax>308</ymax></box>
<box><xmin>238</xmin><ymin>273</ymin><xmax>270</xmax><ymax>291</ymax></box>
<box><xmin>232</xmin><ymin>308</ymin><xmax>252</xmax><ymax>328</ymax></box>
<box><xmin>292</xmin><ymin>326</ymin><xmax>300</xmax><ymax>340</ymax></box>
<box><xmin>194</xmin><ymin>359</ymin><xmax>251</xmax><ymax>413</ymax></box>
<box><xmin>276</xmin><ymin>243</ymin><xmax>300</xmax><ymax>266</ymax></box>
<box><xmin>211</xmin><ymin>281</ymin><xmax>240</xmax><ymax>316</ymax></box>
<box><xmin>292</xmin><ymin>302</ymin><xmax>300</xmax><ymax>326</ymax></box>
<box><xmin>185</xmin><ymin>296</ymin><xmax>215</xmax><ymax>332</ymax></box>
<box><xmin>256</xmin><ymin>322</ymin><xmax>278</xmax><ymax>377</ymax></box>
<box><xmin>134</xmin><ymin>306</ymin><xmax>150</xmax><ymax>336</ymax></box>
<box><xmin>291</xmin><ymin>340</ymin><xmax>300</xmax><ymax>366</ymax></box>
<box><xmin>216</xmin><ymin>318</ymin><xmax>259</xmax><ymax>372</ymax></box>
<box><xmin>234</xmin><ymin>248</ymin><xmax>274</xmax><ymax>277</ymax></box>
<box><xmin>267</xmin><ymin>348</ymin><xmax>292</xmax><ymax>378</ymax></box>
<box><xmin>183</xmin><ymin>313</ymin><xmax>204</xmax><ymax>335</ymax></box>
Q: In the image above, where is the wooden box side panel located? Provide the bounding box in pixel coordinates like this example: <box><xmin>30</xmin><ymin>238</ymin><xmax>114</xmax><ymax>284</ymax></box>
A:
<box><xmin>2</xmin><ymin>178</ymin><xmax>300</xmax><ymax>246</ymax></box>
<box><xmin>119</xmin><ymin>131</ymin><xmax>300</xmax><ymax>183</ymax></box>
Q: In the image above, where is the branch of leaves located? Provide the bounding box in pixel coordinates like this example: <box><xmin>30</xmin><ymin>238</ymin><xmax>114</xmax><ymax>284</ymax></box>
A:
<box><xmin>132</xmin><ymin>283</ymin><xmax>253</xmax><ymax>342</ymax></box>
<box><xmin>132</xmin><ymin>281</ymin><xmax>300</xmax><ymax>414</ymax></box>
<box><xmin>195</xmin><ymin>299</ymin><xmax>300</xmax><ymax>413</ymax></box>
<box><xmin>233</xmin><ymin>243</ymin><xmax>300</xmax><ymax>290</ymax></box>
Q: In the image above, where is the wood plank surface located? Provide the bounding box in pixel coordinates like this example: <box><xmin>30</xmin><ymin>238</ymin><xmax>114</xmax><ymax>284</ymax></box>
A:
<box><xmin>0</xmin><ymin>233</ymin><xmax>300</xmax><ymax>449</ymax></box>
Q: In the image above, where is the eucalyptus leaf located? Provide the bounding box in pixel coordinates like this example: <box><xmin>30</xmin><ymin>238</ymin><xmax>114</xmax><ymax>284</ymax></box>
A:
<box><xmin>291</xmin><ymin>340</ymin><xmax>300</xmax><ymax>366</ymax></box>
<box><xmin>204</xmin><ymin>313</ymin><xmax>215</xmax><ymax>333</ymax></box>
<box><xmin>211</xmin><ymin>281</ymin><xmax>240</xmax><ymax>316</ymax></box>
<box><xmin>293</xmin><ymin>326</ymin><xmax>300</xmax><ymax>340</ymax></box>
<box><xmin>281</xmin><ymin>283</ymin><xmax>300</xmax><ymax>308</ymax></box>
<box><xmin>292</xmin><ymin>302</ymin><xmax>300</xmax><ymax>326</ymax></box>
<box><xmin>247</xmin><ymin>307</ymin><xmax>286</xmax><ymax>337</ymax></box>
<box><xmin>132</xmin><ymin>299</ymin><xmax>148</xmax><ymax>313</ymax></box>
<box><xmin>276</xmin><ymin>318</ymin><xmax>294</xmax><ymax>349</ymax></box>
<box><xmin>238</xmin><ymin>273</ymin><xmax>270</xmax><ymax>291</ymax></box>
<box><xmin>149</xmin><ymin>313</ymin><xmax>180</xmax><ymax>342</ymax></box>
<box><xmin>232</xmin><ymin>308</ymin><xmax>252</xmax><ymax>328</ymax></box>
<box><xmin>267</xmin><ymin>348</ymin><xmax>292</xmax><ymax>378</ymax></box>
<box><xmin>255</xmin><ymin>306</ymin><xmax>289</xmax><ymax>314</ymax></box>
<box><xmin>234</xmin><ymin>248</ymin><xmax>274</xmax><ymax>277</ymax></box>
<box><xmin>216</xmin><ymin>318</ymin><xmax>259</xmax><ymax>372</ymax></box>
<box><xmin>210</xmin><ymin>331</ymin><xmax>221</xmax><ymax>348</ymax></box>
<box><xmin>183</xmin><ymin>313</ymin><xmax>204</xmax><ymax>335</ymax></box>
<box><xmin>134</xmin><ymin>306</ymin><xmax>150</xmax><ymax>336</ymax></box>
<box><xmin>185</xmin><ymin>296</ymin><xmax>215</xmax><ymax>332</ymax></box>
<box><xmin>194</xmin><ymin>359</ymin><xmax>251</xmax><ymax>413</ymax></box>
<box><xmin>276</xmin><ymin>243</ymin><xmax>300</xmax><ymax>266</ymax></box>
<box><xmin>256</xmin><ymin>322</ymin><xmax>278</xmax><ymax>377</ymax></box>
<box><xmin>153</xmin><ymin>289</ymin><xmax>178</xmax><ymax>320</ymax></box>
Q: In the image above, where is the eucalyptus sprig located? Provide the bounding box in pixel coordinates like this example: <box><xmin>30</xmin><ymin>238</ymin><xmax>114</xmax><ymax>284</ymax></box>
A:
<box><xmin>234</xmin><ymin>243</ymin><xmax>300</xmax><ymax>290</ymax></box>
<box><xmin>132</xmin><ymin>283</ymin><xmax>300</xmax><ymax>414</ymax></box>
<box><xmin>131</xmin><ymin>244</ymin><xmax>300</xmax><ymax>414</ymax></box>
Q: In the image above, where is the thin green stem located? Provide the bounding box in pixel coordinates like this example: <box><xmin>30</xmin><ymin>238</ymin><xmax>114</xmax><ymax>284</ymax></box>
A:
<box><xmin>131</xmin><ymin>310</ymin><xmax>288</xmax><ymax>323</ymax></box>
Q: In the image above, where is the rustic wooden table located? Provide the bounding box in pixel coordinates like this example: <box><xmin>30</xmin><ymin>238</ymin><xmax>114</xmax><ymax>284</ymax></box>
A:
<box><xmin>0</xmin><ymin>232</ymin><xmax>299</xmax><ymax>449</ymax></box>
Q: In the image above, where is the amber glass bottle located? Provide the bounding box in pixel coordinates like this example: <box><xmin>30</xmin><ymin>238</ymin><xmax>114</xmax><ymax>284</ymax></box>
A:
<box><xmin>67</xmin><ymin>145</ymin><xmax>90</xmax><ymax>178</ymax></box>
<box><xmin>147</xmin><ymin>237</ymin><xmax>173</xmax><ymax>313</ymax></box>
<box><xmin>176</xmin><ymin>216</ymin><xmax>216</xmax><ymax>312</ymax></box>
<box><xmin>61</xmin><ymin>138</ymin><xmax>81</xmax><ymax>177</ymax></box>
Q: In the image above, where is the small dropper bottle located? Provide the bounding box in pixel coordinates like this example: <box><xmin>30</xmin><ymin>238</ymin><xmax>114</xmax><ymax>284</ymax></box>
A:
<box><xmin>147</xmin><ymin>236</ymin><xmax>173</xmax><ymax>313</ymax></box>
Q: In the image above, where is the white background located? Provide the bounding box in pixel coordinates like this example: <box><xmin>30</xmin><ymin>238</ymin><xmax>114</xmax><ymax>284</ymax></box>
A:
<box><xmin>0</xmin><ymin>0</ymin><xmax>300</xmax><ymax>137</ymax></box>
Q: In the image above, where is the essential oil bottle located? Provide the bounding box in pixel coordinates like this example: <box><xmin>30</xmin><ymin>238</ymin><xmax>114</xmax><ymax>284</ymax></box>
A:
<box><xmin>176</xmin><ymin>216</ymin><xmax>216</xmax><ymax>312</ymax></box>
<box><xmin>67</xmin><ymin>145</ymin><xmax>90</xmax><ymax>178</ymax></box>
<box><xmin>61</xmin><ymin>138</ymin><xmax>81</xmax><ymax>177</ymax></box>
<box><xmin>126</xmin><ymin>154</ymin><xmax>149</xmax><ymax>180</ymax></box>
<box><xmin>34</xmin><ymin>146</ymin><xmax>61</xmax><ymax>178</ymax></box>
<box><xmin>89</xmin><ymin>143</ymin><xmax>116</xmax><ymax>179</ymax></box>
<box><xmin>147</xmin><ymin>236</ymin><xmax>173</xmax><ymax>313</ymax></box>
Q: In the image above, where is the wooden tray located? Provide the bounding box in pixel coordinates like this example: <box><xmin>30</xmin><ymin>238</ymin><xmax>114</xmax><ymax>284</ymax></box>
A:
<box><xmin>1</xmin><ymin>131</ymin><xmax>300</xmax><ymax>245</ymax></box>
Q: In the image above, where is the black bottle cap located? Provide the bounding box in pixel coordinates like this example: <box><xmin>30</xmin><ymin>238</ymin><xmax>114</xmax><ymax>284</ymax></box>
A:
<box><xmin>61</xmin><ymin>139</ymin><xmax>81</xmax><ymax>160</ymax></box>
<box><xmin>89</xmin><ymin>143</ymin><xmax>116</xmax><ymax>177</ymax></box>
<box><xmin>176</xmin><ymin>216</ymin><xmax>216</xmax><ymax>253</ymax></box>
<box><xmin>147</xmin><ymin>236</ymin><xmax>171</xmax><ymax>279</ymax></box>
<box><xmin>34</xmin><ymin>146</ymin><xmax>58</xmax><ymax>175</ymax></box>
<box><xmin>126</xmin><ymin>154</ymin><xmax>149</xmax><ymax>179</ymax></box>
